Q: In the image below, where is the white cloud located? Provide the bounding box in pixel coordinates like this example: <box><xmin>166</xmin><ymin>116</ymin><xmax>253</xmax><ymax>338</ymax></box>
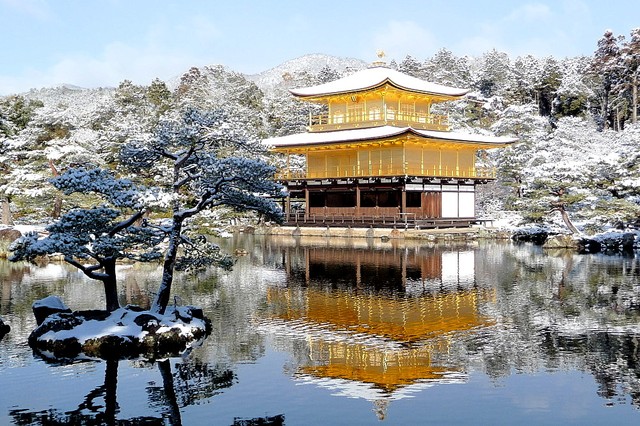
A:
<box><xmin>505</xmin><ymin>3</ymin><xmax>552</xmax><ymax>22</ymax></box>
<box><xmin>0</xmin><ymin>14</ymin><xmax>226</xmax><ymax>94</ymax></box>
<box><xmin>0</xmin><ymin>0</ymin><xmax>51</xmax><ymax>20</ymax></box>
<box><xmin>0</xmin><ymin>41</ymin><xmax>204</xmax><ymax>95</ymax></box>
<box><xmin>452</xmin><ymin>1</ymin><xmax>590</xmax><ymax>59</ymax></box>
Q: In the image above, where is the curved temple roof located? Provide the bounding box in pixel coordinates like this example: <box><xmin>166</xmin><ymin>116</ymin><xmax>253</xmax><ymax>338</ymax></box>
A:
<box><xmin>263</xmin><ymin>126</ymin><xmax>517</xmax><ymax>150</ymax></box>
<box><xmin>290</xmin><ymin>66</ymin><xmax>470</xmax><ymax>98</ymax></box>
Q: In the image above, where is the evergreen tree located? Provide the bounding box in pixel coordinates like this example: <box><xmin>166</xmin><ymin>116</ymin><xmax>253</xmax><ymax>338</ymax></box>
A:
<box><xmin>508</xmin><ymin>55</ymin><xmax>542</xmax><ymax>105</ymax></box>
<box><xmin>554</xmin><ymin>57</ymin><xmax>592</xmax><ymax>118</ymax></box>
<box><xmin>590</xmin><ymin>30</ymin><xmax>623</xmax><ymax>130</ymax></box>
<box><xmin>121</xmin><ymin>108</ymin><xmax>284</xmax><ymax>314</ymax></box>
<box><xmin>316</xmin><ymin>65</ymin><xmax>341</xmax><ymax>84</ymax></box>
<box><xmin>398</xmin><ymin>55</ymin><xmax>426</xmax><ymax>78</ymax></box>
<box><xmin>474</xmin><ymin>49</ymin><xmax>511</xmax><ymax>98</ymax></box>
<box><xmin>146</xmin><ymin>78</ymin><xmax>174</xmax><ymax>117</ymax></box>
<box><xmin>537</xmin><ymin>57</ymin><xmax>562</xmax><ymax>117</ymax></box>
<box><xmin>620</xmin><ymin>28</ymin><xmax>640</xmax><ymax>124</ymax></box>
<box><xmin>424</xmin><ymin>48</ymin><xmax>471</xmax><ymax>87</ymax></box>
<box><xmin>9</xmin><ymin>168</ymin><xmax>160</xmax><ymax>312</ymax></box>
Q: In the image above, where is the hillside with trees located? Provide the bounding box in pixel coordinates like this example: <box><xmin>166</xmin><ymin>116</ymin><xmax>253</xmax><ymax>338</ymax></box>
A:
<box><xmin>2</xmin><ymin>29</ymin><xmax>640</xmax><ymax>234</ymax></box>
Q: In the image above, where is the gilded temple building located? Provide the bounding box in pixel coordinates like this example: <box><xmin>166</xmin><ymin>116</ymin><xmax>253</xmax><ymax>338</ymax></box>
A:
<box><xmin>263</xmin><ymin>61</ymin><xmax>517</xmax><ymax>227</ymax></box>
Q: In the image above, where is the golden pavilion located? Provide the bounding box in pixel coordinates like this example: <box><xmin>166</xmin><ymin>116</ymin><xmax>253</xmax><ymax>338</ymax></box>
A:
<box><xmin>263</xmin><ymin>60</ymin><xmax>517</xmax><ymax>228</ymax></box>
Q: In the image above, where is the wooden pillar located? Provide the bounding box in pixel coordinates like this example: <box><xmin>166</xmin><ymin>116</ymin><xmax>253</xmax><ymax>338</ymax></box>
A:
<box><xmin>356</xmin><ymin>185</ymin><xmax>361</xmax><ymax>216</ymax></box>
<box><xmin>401</xmin><ymin>187</ymin><xmax>406</xmax><ymax>214</ymax></box>
<box><xmin>286</xmin><ymin>151</ymin><xmax>290</xmax><ymax>178</ymax></box>
<box><xmin>304</xmin><ymin>188</ymin><xmax>309</xmax><ymax>221</ymax></box>
<box><xmin>304</xmin><ymin>248</ymin><xmax>310</xmax><ymax>285</ymax></box>
<box><xmin>284</xmin><ymin>194</ymin><xmax>291</xmax><ymax>220</ymax></box>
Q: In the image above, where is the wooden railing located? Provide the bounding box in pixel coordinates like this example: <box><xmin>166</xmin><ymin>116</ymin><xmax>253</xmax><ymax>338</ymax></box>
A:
<box><xmin>309</xmin><ymin>111</ymin><xmax>448</xmax><ymax>132</ymax></box>
<box><xmin>275</xmin><ymin>166</ymin><xmax>496</xmax><ymax>180</ymax></box>
<box><xmin>284</xmin><ymin>211</ymin><xmax>476</xmax><ymax>229</ymax></box>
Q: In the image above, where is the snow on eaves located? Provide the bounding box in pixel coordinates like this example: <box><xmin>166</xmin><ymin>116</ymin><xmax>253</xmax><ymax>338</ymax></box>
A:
<box><xmin>263</xmin><ymin>125</ymin><xmax>516</xmax><ymax>149</ymax></box>
<box><xmin>290</xmin><ymin>66</ymin><xmax>470</xmax><ymax>98</ymax></box>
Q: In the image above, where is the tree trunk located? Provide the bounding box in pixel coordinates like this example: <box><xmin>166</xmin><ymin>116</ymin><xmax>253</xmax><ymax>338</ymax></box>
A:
<box><xmin>158</xmin><ymin>359</ymin><xmax>182</xmax><ymax>426</ymax></box>
<box><xmin>49</xmin><ymin>160</ymin><xmax>62</xmax><ymax>219</ymax></box>
<box><xmin>102</xmin><ymin>259</ymin><xmax>120</xmax><ymax>312</ymax></box>
<box><xmin>151</xmin><ymin>219</ymin><xmax>183</xmax><ymax>314</ymax></box>
<box><xmin>557</xmin><ymin>207</ymin><xmax>580</xmax><ymax>235</ymax></box>
<box><xmin>601</xmin><ymin>89</ymin><xmax>610</xmax><ymax>129</ymax></box>
<box><xmin>0</xmin><ymin>197</ymin><xmax>13</xmax><ymax>226</ymax></box>
<box><xmin>104</xmin><ymin>359</ymin><xmax>119</xmax><ymax>423</ymax></box>
<box><xmin>51</xmin><ymin>195</ymin><xmax>62</xmax><ymax>219</ymax></box>
<box><xmin>633</xmin><ymin>74</ymin><xmax>638</xmax><ymax>124</ymax></box>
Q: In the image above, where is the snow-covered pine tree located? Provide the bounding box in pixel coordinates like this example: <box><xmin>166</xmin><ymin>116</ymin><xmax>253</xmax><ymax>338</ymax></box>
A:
<box><xmin>590</xmin><ymin>30</ymin><xmax>624</xmax><ymax>130</ymax></box>
<box><xmin>0</xmin><ymin>95</ymin><xmax>44</xmax><ymax>225</ymax></box>
<box><xmin>620</xmin><ymin>28</ymin><xmax>640</xmax><ymax>124</ymax></box>
<box><xmin>9</xmin><ymin>168</ymin><xmax>162</xmax><ymax>312</ymax></box>
<box><xmin>424</xmin><ymin>48</ymin><xmax>472</xmax><ymax>88</ymax></box>
<box><xmin>121</xmin><ymin>108</ymin><xmax>285</xmax><ymax>314</ymax></box>
<box><xmin>473</xmin><ymin>49</ymin><xmax>511</xmax><ymax>98</ymax></box>
<box><xmin>398</xmin><ymin>55</ymin><xmax>426</xmax><ymax>79</ymax></box>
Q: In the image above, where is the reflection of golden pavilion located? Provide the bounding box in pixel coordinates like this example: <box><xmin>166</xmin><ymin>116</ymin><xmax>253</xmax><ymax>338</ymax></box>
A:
<box><xmin>299</xmin><ymin>339</ymin><xmax>455</xmax><ymax>394</ymax></box>
<box><xmin>262</xmin><ymin>242</ymin><xmax>494</xmax><ymax>412</ymax></box>
<box><xmin>274</xmin><ymin>236</ymin><xmax>478</xmax><ymax>291</ymax></box>
<box><xmin>267</xmin><ymin>287</ymin><xmax>494</xmax><ymax>343</ymax></box>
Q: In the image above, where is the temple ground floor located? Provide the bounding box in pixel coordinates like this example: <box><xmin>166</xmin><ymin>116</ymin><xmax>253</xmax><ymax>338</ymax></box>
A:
<box><xmin>280</xmin><ymin>177</ymin><xmax>489</xmax><ymax>229</ymax></box>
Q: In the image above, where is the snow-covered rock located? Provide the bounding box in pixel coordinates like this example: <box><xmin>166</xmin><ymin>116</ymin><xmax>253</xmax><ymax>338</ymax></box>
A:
<box><xmin>33</xmin><ymin>296</ymin><xmax>72</xmax><ymax>325</ymax></box>
<box><xmin>577</xmin><ymin>231</ymin><xmax>637</xmax><ymax>254</ymax></box>
<box><xmin>28</xmin><ymin>305</ymin><xmax>211</xmax><ymax>361</ymax></box>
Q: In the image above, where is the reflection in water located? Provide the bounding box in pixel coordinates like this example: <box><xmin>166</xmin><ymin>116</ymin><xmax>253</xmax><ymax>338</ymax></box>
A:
<box><xmin>4</xmin><ymin>237</ymin><xmax>640</xmax><ymax>423</ymax></box>
<box><xmin>8</xmin><ymin>357</ymin><xmax>235</xmax><ymax>425</ymax></box>
<box><xmin>257</xmin><ymin>237</ymin><xmax>494</xmax><ymax>418</ymax></box>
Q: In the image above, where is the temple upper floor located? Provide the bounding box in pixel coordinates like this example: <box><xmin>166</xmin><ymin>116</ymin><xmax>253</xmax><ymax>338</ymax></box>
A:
<box><xmin>291</xmin><ymin>66</ymin><xmax>469</xmax><ymax>133</ymax></box>
<box><xmin>308</xmin><ymin>91</ymin><xmax>450</xmax><ymax>132</ymax></box>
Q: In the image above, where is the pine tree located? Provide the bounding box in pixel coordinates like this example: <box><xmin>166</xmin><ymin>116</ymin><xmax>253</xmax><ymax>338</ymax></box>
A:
<box><xmin>508</xmin><ymin>55</ymin><xmax>542</xmax><ymax>105</ymax></box>
<box><xmin>590</xmin><ymin>30</ymin><xmax>623</xmax><ymax>130</ymax></box>
<box><xmin>424</xmin><ymin>48</ymin><xmax>471</xmax><ymax>87</ymax></box>
<box><xmin>537</xmin><ymin>57</ymin><xmax>562</xmax><ymax>117</ymax></box>
<box><xmin>121</xmin><ymin>108</ymin><xmax>284</xmax><ymax>314</ymax></box>
<box><xmin>398</xmin><ymin>55</ymin><xmax>425</xmax><ymax>78</ymax></box>
<box><xmin>316</xmin><ymin>65</ymin><xmax>341</xmax><ymax>84</ymax></box>
<box><xmin>620</xmin><ymin>28</ymin><xmax>640</xmax><ymax>124</ymax></box>
<box><xmin>474</xmin><ymin>49</ymin><xmax>511</xmax><ymax>98</ymax></box>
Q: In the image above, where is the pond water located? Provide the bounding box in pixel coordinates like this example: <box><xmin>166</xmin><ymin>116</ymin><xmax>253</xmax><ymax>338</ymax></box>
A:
<box><xmin>2</xmin><ymin>234</ymin><xmax>640</xmax><ymax>425</ymax></box>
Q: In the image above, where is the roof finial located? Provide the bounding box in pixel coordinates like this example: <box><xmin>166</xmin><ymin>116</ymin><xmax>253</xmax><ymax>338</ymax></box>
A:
<box><xmin>371</xmin><ymin>50</ymin><xmax>387</xmax><ymax>68</ymax></box>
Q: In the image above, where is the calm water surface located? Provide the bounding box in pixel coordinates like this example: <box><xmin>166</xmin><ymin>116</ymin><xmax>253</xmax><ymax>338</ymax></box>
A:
<box><xmin>2</xmin><ymin>235</ymin><xmax>640</xmax><ymax>425</ymax></box>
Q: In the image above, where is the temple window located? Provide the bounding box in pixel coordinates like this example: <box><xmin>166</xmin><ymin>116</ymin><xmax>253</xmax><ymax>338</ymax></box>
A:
<box><xmin>333</xmin><ymin>110</ymin><xmax>344</xmax><ymax>124</ymax></box>
<box><xmin>386</xmin><ymin>107</ymin><xmax>396</xmax><ymax>120</ymax></box>
<box><xmin>368</xmin><ymin>107</ymin><xmax>381</xmax><ymax>120</ymax></box>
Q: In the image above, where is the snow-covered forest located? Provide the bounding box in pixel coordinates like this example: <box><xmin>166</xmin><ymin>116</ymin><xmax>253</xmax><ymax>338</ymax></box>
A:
<box><xmin>2</xmin><ymin>28</ymin><xmax>640</xmax><ymax>234</ymax></box>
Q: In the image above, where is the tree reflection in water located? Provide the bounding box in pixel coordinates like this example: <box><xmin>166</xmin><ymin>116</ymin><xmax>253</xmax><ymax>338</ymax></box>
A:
<box><xmin>256</xmin><ymin>236</ymin><xmax>640</xmax><ymax>412</ymax></box>
<box><xmin>9</xmin><ymin>357</ymin><xmax>236</xmax><ymax>425</ymax></box>
<box><xmin>6</xmin><ymin>237</ymin><xmax>640</xmax><ymax>422</ymax></box>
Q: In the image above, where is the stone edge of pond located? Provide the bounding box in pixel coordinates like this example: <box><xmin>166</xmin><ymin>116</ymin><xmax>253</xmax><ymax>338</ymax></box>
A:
<box><xmin>252</xmin><ymin>225</ymin><xmax>512</xmax><ymax>242</ymax></box>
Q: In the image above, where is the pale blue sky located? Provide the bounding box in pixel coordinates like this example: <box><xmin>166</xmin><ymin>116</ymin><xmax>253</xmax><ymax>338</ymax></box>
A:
<box><xmin>1</xmin><ymin>0</ymin><xmax>638</xmax><ymax>95</ymax></box>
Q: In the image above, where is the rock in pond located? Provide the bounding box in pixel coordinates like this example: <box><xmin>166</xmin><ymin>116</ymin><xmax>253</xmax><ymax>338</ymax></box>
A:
<box><xmin>543</xmin><ymin>234</ymin><xmax>578</xmax><ymax>249</ymax></box>
<box><xmin>29</xmin><ymin>301</ymin><xmax>211</xmax><ymax>361</ymax></box>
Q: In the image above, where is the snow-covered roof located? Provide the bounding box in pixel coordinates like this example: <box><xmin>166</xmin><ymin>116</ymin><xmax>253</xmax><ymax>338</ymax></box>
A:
<box><xmin>290</xmin><ymin>66</ymin><xmax>470</xmax><ymax>98</ymax></box>
<box><xmin>263</xmin><ymin>126</ymin><xmax>517</xmax><ymax>149</ymax></box>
